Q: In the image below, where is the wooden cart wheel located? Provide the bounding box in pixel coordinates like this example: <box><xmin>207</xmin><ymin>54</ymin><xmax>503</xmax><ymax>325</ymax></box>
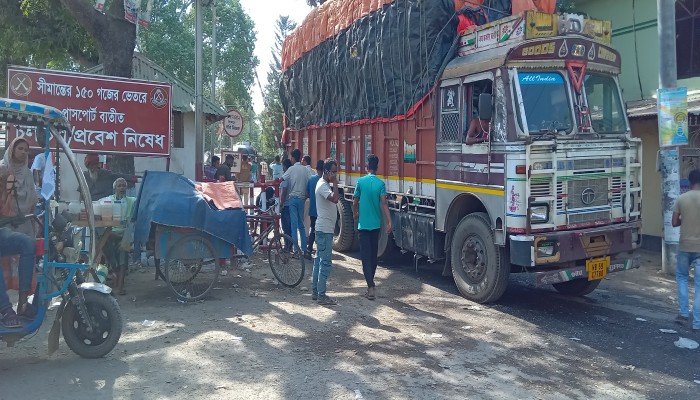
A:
<box><xmin>163</xmin><ymin>234</ymin><xmax>220</xmax><ymax>301</ymax></box>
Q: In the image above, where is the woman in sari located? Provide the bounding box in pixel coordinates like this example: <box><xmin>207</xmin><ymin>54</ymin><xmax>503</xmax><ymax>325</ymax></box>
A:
<box><xmin>0</xmin><ymin>138</ymin><xmax>38</xmax><ymax>326</ymax></box>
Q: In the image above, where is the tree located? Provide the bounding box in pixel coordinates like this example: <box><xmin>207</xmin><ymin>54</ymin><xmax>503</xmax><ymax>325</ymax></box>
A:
<box><xmin>305</xmin><ymin>0</ymin><xmax>327</xmax><ymax>7</ymax></box>
<box><xmin>140</xmin><ymin>0</ymin><xmax>257</xmax><ymax>108</ymax></box>
<box><xmin>140</xmin><ymin>0</ymin><xmax>257</xmax><ymax>156</ymax></box>
<box><xmin>258</xmin><ymin>15</ymin><xmax>296</xmax><ymax>161</ymax></box>
<box><xmin>0</xmin><ymin>0</ymin><xmax>98</xmax><ymax>95</ymax></box>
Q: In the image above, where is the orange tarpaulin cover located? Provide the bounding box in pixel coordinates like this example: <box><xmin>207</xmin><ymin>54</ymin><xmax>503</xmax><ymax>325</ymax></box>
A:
<box><xmin>512</xmin><ymin>0</ymin><xmax>556</xmax><ymax>14</ymax></box>
<box><xmin>195</xmin><ymin>181</ymin><xmax>242</xmax><ymax>210</ymax></box>
<box><xmin>282</xmin><ymin>0</ymin><xmax>396</xmax><ymax>71</ymax></box>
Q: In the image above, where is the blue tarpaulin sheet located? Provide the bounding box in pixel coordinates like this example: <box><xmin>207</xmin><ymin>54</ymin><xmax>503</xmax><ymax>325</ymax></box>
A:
<box><xmin>132</xmin><ymin>171</ymin><xmax>252</xmax><ymax>255</ymax></box>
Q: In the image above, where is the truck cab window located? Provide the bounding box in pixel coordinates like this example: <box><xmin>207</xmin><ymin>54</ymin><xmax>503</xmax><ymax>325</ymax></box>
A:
<box><xmin>517</xmin><ymin>72</ymin><xmax>573</xmax><ymax>134</ymax></box>
<box><xmin>584</xmin><ymin>74</ymin><xmax>627</xmax><ymax>134</ymax></box>
<box><xmin>463</xmin><ymin>80</ymin><xmax>492</xmax><ymax>144</ymax></box>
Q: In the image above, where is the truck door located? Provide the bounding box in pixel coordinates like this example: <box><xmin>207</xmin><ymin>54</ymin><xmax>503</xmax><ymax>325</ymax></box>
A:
<box><xmin>462</xmin><ymin>74</ymin><xmax>494</xmax><ymax>185</ymax></box>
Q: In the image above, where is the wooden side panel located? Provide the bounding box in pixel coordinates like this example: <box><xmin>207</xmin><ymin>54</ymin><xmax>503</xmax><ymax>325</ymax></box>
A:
<box><xmin>285</xmin><ymin>95</ymin><xmax>437</xmax><ymax>196</ymax></box>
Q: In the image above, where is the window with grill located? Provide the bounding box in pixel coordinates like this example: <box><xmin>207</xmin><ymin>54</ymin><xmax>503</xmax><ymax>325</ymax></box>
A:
<box><xmin>676</xmin><ymin>0</ymin><xmax>700</xmax><ymax>79</ymax></box>
<box><xmin>439</xmin><ymin>85</ymin><xmax>460</xmax><ymax>142</ymax></box>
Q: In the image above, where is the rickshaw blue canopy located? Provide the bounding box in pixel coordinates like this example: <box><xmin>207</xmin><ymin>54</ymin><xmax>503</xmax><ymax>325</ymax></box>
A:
<box><xmin>0</xmin><ymin>98</ymin><xmax>70</xmax><ymax>129</ymax></box>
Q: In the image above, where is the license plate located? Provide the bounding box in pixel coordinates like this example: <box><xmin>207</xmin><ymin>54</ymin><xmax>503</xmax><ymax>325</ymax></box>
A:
<box><xmin>586</xmin><ymin>256</ymin><xmax>610</xmax><ymax>281</ymax></box>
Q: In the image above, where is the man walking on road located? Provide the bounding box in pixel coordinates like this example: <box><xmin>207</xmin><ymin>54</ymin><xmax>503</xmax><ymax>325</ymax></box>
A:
<box><xmin>353</xmin><ymin>154</ymin><xmax>392</xmax><ymax>300</ymax></box>
<box><xmin>672</xmin><ymin>168</ymin><xmax>700</xmax><ymax>332</ymax></box>
<box><xmin>283</xmin><ymin>149</ymin><xmax>311</xmax><ymax>259</ymax></box>
<box><xmin>307</xmin><ymin>159</ymin><xmax>324</xmax><ymax>254</ymax></box>
<box><xmin>312</xmin><ymin>159</ymin><xmax>340</xmax><ymax>305</ymax></box>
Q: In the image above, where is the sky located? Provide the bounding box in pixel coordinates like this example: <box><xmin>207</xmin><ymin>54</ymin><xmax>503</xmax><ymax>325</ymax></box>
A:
<box><xmin>239</xmin><ymin>0</ymin><xmax>312</xmax><ymax>114</ymax></box>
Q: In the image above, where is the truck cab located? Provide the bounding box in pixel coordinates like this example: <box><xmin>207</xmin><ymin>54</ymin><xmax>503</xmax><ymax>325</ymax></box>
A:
<box><xmin>435</xmin><ymin>12</ymin><xmax>642</xmax><ymax>301</ymax></box>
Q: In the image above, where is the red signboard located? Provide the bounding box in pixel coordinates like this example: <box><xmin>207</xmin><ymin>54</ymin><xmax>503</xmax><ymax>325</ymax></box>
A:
<box><xmin>6</xmin><ymin>67</ymin><xmax>172</xmax><ymax>156</ymax></box>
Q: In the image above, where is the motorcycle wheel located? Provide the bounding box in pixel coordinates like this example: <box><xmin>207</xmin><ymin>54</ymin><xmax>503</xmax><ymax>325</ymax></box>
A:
<box><xmin>62</xmin><ymin>290</ymin><xmax>123</xmax><ymax>358</ymax></box>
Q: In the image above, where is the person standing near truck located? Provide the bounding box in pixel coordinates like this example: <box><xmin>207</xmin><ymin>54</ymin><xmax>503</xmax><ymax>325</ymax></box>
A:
<box><xmin>282</xmin><ymin>149</ymin><xmax>311</xmax><ymax>259</ymax></box>
<box><xmin>672</xmin><ymin>168</ymin><xmax>700</xmax><ymax>332</ymax></box>
<box><xmin>312</xmin><ymin>159</ymin><xmax>340</xmax><ymax>305</ymax></box>
<box><xmin>306</xmin><ymin>159</ymin><xmax>324</xmax><ymax>254</ymax></box>
<box><xmin>353</xmin><ymin>154</ymin><xmax>392</xmax><ymax>300</ymax></box>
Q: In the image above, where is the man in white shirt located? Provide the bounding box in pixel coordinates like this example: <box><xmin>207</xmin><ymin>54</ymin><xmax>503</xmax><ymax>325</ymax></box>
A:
<box><xmin>282</xmin><ymin>149</ymin><xmax>311</xmax><ymax>259</ymax></box>
<box><xmin>312</xmin><ymin>159</ymin><xmax>339</xmax><ymax>305</ymax></box>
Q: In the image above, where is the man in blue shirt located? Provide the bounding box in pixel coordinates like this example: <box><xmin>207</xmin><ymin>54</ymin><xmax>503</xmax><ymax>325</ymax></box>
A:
<box><xmin>306</xmin><ymin>159</ymin><xmax>324</xmax><ymax>254</ymax></box>
<box><xmin>270</xmin><ymin>155</ymin><xmax>284</xmax><ymax>181</ymax></box>
<box><xmin>353</xmin><ymin>154</ymin><xmax>392</xmax><ymax>300</ymax></box>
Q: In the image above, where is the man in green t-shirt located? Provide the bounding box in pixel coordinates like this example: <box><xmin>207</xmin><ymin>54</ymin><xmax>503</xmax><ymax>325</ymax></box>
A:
<box><xmin>353</xmin><ymin>154</ymin><xmax>392</xmax><ymax>300</ymax></box>
<box><xmin>672</xmin><ymin>168</ymin><xmax>700</xmax><ymax>332</ymax></box>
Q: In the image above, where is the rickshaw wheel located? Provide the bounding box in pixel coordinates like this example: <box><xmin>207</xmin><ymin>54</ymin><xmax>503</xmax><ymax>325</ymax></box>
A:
<box><xmin>268</xmin><ymin>233</ymin><xmax>305</xmax><ymax>287</ymax></box>
<box><xmin>62</xmin><ymin>290</ymin><xmax>123</xmax><ymax>358</ymax></box>
<box><xmin>163</xmin><ymin>234</ymin><xmax>220</xmax><ymax>302</ymax></box>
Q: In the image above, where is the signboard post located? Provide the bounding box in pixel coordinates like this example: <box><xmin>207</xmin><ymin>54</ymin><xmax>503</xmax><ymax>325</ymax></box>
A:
<box><xmin>6</xmin><ymin>67</ymin><xmax>172</xmax><ymax>156</ymax></box>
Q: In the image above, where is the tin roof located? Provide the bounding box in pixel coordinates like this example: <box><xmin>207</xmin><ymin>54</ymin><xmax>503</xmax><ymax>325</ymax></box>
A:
<box><xmin>626</xmin><ymin>89</ymin><xmax>700</xmax><ymax>119</ymax></box>
<box><xmin>85</xmin><ymin>52</ymin><xmax>226</xmax><ymax>119</ymax></box>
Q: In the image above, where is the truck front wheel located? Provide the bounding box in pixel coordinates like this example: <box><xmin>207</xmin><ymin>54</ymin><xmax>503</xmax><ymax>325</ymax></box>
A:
<box><xmin>333</xmin><ymin>198</ymin><xmax>355</xmax><ymax>252</ymax></box>
<box><xmin>450</xmin><ymin>213</ymin><xmax>509</xmax><ymax>303</ymax></box>
<box><xmin>552</xmin><ymin>278</ymin><xmax>601</xmax><ymax>296</ymax></box>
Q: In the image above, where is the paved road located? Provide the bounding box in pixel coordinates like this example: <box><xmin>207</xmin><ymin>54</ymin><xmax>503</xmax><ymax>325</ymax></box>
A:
<box><xmin>0</xmin><ymin>250</ymin><xmax>698</xmax><ymax>399</ymax></box>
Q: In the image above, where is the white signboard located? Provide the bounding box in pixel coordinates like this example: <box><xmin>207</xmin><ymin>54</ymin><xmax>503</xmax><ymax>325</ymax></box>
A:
<box><xmin>223</xmin><ymin>109</ymin><xmax>244</xmax><ymax>138</ymax></box>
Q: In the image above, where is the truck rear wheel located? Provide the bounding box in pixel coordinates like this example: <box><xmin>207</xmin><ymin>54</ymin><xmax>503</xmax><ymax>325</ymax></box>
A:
<box><xmin>450</xmin><ymin>213</ymin><xmax>509</xmax><ymax>303</ymax></box>
<box><xmin>377</xmin><ymin>227</ymin><xmax>399</xmax><ymax>260</ymax></box>
<box><xmin>552</xmin><ymin>278</ymin><xmax>601</xmax><ymax>296</ymax></box>
<box><xmin>333</xmin><ymin>198</ymin><xmax>355</xmax><ymax>252</ymax></box>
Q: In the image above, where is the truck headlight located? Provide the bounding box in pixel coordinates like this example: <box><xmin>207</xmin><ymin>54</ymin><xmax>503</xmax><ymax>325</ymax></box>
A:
<box><xmin>529</xmin><ymin>204</ymin><xmax>549</xmax><ymax>224</ymax></box>
<box><xmin>537</xmin><ymin>240</ymin><xmax>558</xmax><ymax>257</ymax></box>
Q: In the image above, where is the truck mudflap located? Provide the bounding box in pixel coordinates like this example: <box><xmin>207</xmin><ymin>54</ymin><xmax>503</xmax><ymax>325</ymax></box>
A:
<box><xmin>535</xmin><ymin>257</ymin><xmax>638</xmax><ymax>286</ymax></box>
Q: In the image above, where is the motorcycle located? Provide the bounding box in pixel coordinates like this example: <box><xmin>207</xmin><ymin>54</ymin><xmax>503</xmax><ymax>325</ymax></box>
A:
<box><xmin>0</xmin><ymin>98</ymin><xmax>122</xmax><ymax>358</ymax></box>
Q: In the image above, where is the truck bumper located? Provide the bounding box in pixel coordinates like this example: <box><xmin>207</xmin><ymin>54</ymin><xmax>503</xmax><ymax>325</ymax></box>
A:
<box><xmin>509</xmin><ymin>221</ymin><xmax>642</xmax><ymax>267</ymax></box>
<box><xmin>534</xmin><ymin>257</ymin><xmax>638</xmax><ymax>285</ymax></box>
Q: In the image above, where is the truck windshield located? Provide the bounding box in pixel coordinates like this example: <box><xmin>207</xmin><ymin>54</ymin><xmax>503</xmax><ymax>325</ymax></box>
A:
<box><xmin>584</xmin><ymin>74</ymin><xmax>627</xmax><ymax>134</ymax></box>
<box><xmin>517</xmin><ymin>72</ymin><xmax>572</xmax><ymax>134</ymax></box>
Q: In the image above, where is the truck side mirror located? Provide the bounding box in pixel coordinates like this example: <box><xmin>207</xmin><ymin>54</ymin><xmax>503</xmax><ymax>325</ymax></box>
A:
<box><xmin>478</xmin><ymin>93</ymin><xmax>493</xmax><ymax>121</ymax></box>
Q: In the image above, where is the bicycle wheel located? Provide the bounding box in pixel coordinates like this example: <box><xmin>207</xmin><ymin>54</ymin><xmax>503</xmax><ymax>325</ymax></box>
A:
<box><xmin>268</xmin><ymin>233</ymin><xmax>305</xmax><ymax>287</ymax></box>
<box><xmin>163</xmin><ymin>234</ymin><xmax>220</xmax><ymax>301</ymax></box>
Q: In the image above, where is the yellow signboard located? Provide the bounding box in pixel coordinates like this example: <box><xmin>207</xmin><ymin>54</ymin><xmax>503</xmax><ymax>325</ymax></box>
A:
<box><xmin>525</xmin><ymin>11</ymin><xmax>558</xmax><ymax>39</ymax></box>
<box><xmin>584</xmin><ymin>19</ymin><xmax>612</xmax><ymax>44</ymax></box>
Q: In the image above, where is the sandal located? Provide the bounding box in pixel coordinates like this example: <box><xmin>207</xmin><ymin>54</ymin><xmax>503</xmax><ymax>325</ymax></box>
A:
<box><xmin>17</xmin><ymin>302</ymin><xmax>37</xmax><ymax>319</ymax></box>
<box><xmin>1</xmin><ymin>308</ymin><xmax>22</xmax><ymax>328</ymax></box>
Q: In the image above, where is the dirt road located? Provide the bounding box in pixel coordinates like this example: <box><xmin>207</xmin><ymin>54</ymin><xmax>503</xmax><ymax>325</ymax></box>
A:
<box><xmin>1</xmin><ymin>250</ymin><xmax>698</xmax><ymax>399</ymax></box>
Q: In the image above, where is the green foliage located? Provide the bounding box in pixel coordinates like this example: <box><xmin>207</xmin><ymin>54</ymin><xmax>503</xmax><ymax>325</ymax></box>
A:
<box><xmin>258</xmin><ymin>15</ymin><xmax>296</xmax><ymax>162</ymax></box>
<box><xmin>306</xmin><ymin>0</ymin><xmax>327</xmax><ymax>7</ymax></box>
<box><xmin>139</xmin><ymin>0</ymin><xmax>257</xmax><ymax>110</ymax></box>
<box><xmin>0</xmin><ymin>0</ymin><xmax>98</xmax><ymax>94</ymax></box>
<box><xmin>557</xmin><ymin>0</ymin><xmax>578</xmax><ymax>13</ymax></box>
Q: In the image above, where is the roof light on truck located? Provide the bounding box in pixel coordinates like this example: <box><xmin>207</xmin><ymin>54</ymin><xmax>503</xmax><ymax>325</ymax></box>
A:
<box><xmin>516</xmin><ymin>165</ymin><xmax>527</xmax><ymax>174</ymax></box>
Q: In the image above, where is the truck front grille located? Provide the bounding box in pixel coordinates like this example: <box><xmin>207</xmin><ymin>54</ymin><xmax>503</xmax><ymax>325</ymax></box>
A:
<box><xmin>567</xmin><ymin>178</ymin><xmax>609</xmax><ymax>209</ymax></box>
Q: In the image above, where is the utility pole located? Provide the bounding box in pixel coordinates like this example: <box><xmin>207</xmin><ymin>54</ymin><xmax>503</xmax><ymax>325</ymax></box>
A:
<box><xmin>211</xmin><ymin>0</ymin><xmax>217</xmax><ymax>102</ymax></box>
<box><xmin>194</xmin><ymin>0</ymin><xmax>204</xmax><ymax>181</ymax></box>
<box><xmin>657</xmin><ymin>0</ymin><xmax>679</xmax><ymax>274</ymax></box>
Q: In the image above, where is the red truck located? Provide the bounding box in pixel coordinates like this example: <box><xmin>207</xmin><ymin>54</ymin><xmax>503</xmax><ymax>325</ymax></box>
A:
<box><xmin>281</xmin><ymin>2</ymin><xmax>642</xmax><ymax>303</ymax></box>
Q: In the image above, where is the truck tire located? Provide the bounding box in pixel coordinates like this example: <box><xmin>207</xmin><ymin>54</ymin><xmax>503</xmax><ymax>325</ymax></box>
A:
<box><xmin>450</xmin><ymin>212</ymin><xmax>509</xmax><ymax>303</ymax></box>
<box><xmin>377</xmin><ymin>228</ymin><xmax>399</xmax><ymax>260</ymax></box>
<box><xmin>333</xmin><ymin>199</ymin><xmax>355</xmax><ymax>252</ymax></box>
<box><xmin>552</xmin><ymin>278</ymin><xmax>601</xmax><ymax>296</ymax></box>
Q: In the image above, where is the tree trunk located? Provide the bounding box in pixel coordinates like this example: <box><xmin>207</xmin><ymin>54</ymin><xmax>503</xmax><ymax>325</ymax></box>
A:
<box><xmin>60</xmin><ymin>0</ymin><xmax>137</xmax><ymax>175</ymax></box>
